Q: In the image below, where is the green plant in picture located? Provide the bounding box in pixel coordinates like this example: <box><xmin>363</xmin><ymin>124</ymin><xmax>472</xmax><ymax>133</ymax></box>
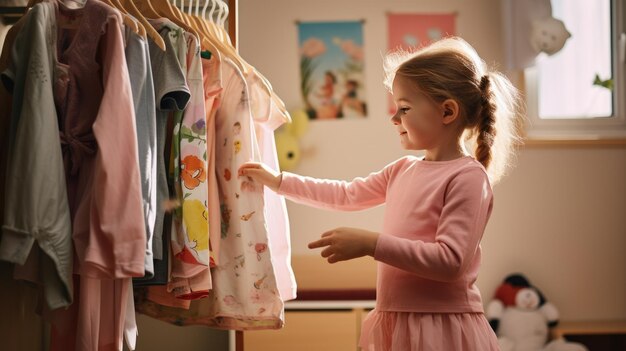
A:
<box><xmin>300</xmin><ymin>56</ymin><xmax>318</xmax><ymax>110</ymax></box>
<box><xmin>593</xmin><ymin>73</ymin><xmax>613</xmax><ymax>90</ymax></box>
<box><xmin>299</xmin><ymin>37</ymin><xmax>327</xmax><ymax>115</ymax></box>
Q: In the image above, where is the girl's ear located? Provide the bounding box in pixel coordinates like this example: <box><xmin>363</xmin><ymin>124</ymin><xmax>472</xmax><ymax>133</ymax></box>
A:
<box><xmin>441</xmin><ymin>99</ymin><xmax>460</xmax><ymax>125</ymax></box>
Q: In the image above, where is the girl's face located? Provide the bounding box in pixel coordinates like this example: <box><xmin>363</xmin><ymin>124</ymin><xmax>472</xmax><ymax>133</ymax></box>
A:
<box><xmin>390</xmin><ymin>75</ymin><xmax>445</xmax><ymax>151</ymax></box>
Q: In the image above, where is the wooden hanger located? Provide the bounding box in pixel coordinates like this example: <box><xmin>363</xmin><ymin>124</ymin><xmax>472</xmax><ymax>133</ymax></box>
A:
<box><xmin>198</xmin><ymin>0</ymin><xmax>250</xmax><ymax>73</ymax></box>
<box><xmin>149</xmin><ymin>0</ymin><xmax>203</xmax><ymax>43</ymax></box>
<box><xmin>106</xmin><ymin>0</ymin><xmax>146</xmax><ymax>37</ymax></box>
<box><xmin>27</xmin><ymin>0</ymin><xmax>144</xmax><ymax>38</ymax></box>
<box><xmin>193</xmin><ymin>0</ymin><xmax>283</xmax><ymax>115</ymax></box>
<box><xmin>169</xmin><ymin>0</ymin><xmax>195</xmax><ymax>27</ymax></box>
<box><xmin>144</xmin><ymin>0</ymin><xmax>289</xmax><ymax>120</ymax></box>
<box><xmin>121</xmin><ymin>0</ymin><xmax>166</xmax><ymax>50</ymax></box>
<box><xmin>131</xmin><ymin>0</ymin><xmax>160</xmax><ymax>18</ymax></box>
<box><xmin>148</xmin><ymin>0</ymin><xmax>182</xmax><ymax>22</ymax></box>
<box><xmin>176</xmin><ymin>0</ymin><xmax>230</xmax><ymax>65</ymax></box>
<box><xmin>214</xmin><ymin>1</ymin><xmax>288</xmax><ymax>118</ymax></box>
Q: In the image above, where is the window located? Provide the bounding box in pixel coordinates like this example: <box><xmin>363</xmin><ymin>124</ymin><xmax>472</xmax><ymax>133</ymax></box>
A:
<box><xmin>524</xmin><ymin>0</ymin><xmax>626</xmax><ymax>140</ymax></box>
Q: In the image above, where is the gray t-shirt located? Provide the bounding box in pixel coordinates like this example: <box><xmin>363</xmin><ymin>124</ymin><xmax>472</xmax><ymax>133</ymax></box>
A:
<box><xmin>0</xmin><ymin>2</ymin><xmax>73</xmax><ymax>310</ymax></box>
<box><xmin>125</xmin><ymin>27</ymin><xmax>157</xmax><ymax>278</ymax></box>
<box><xmin>133</xmin><ymin>20</ymin><xmax>190</xmax><ymax>287</ymax></box>
<box><xmin>149</xmin><ymin>21</ymin><xmax>190</xmax><ymax>261</ymax></box>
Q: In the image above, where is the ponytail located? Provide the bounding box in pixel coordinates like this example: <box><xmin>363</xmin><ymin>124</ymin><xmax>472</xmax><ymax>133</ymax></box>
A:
<box><xmin>474</xmin><ymin>72</ymin><xmax>523</xmax><ymax>184</ymax></box>
<box><xmin>476</xmin><ymin>75</ymin><xmax>497</xmax><ymax>171</ymax></box>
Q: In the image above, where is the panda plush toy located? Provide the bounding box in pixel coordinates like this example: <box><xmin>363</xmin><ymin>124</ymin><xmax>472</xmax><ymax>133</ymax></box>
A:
<box><xmin>486</xmin><ymin>273</ymin><xmax>588</xmax><ymax>351</ymax></box>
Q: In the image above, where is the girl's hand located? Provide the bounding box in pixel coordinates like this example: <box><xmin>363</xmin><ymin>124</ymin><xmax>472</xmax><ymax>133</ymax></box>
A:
<box><xmin>308</xmin><ymin>227</ymin><xmax>380</xmax><ymax>264</ymax></box>
<box><xmin>238</xmin><ymin>162</ymin><xmax>282</xmax><ymax>192</ymax></box>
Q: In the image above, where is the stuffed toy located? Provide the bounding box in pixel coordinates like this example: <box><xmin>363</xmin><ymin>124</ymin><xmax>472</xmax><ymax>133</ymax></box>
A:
<box><xmin>275</xmin><ymin>109</ymin><xmax>309</xmax><ymax>171</ymax></box>
<box><xmin>487</xmin><ymin>273</ymin><xmax>588</xmax><ymax>351</ymax></box>
<box><xmin>502</xmin><ymin>0</ymin><xmax>572</xmax><ymax>69</ymax></box>
<box><xmin>530</xmin><ymin>17</ymin><xmax>572</xmax><ymax>56</ymax></box>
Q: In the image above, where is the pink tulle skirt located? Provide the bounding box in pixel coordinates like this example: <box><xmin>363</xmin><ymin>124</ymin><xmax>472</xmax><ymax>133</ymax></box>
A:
<box><xmin>359</xmin><ymin>309</ymin><xmax>500</xmax><ymax>351</ymax></box>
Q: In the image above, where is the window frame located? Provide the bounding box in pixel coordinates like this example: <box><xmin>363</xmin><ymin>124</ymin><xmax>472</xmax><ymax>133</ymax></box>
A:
<box><xmin>523</xmin><ymin>0</ymin><xmax>626</xmax><ymax>141</ymax></box>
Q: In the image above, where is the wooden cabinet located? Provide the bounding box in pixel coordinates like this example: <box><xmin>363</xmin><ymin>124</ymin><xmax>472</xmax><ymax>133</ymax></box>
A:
<box><xmin>552</xmin><ymin>320</ymin><xmax>626</xmax><ymax>351</ymax></box>
<box><xmin>0</xmin><ymin>262</ymin><xmax>47</xmax><ymax>351</ymax></box>
<box><xmin>242</xmin><ymin>301</ymin><xmax>375</xmax><ymax>351</ymax></box>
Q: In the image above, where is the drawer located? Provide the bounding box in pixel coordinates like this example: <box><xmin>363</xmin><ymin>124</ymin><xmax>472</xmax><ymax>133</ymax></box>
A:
<box><xmin>244</xmin><ymin>310</ymin><xmax>359</xmax><ymax>351</ymax></box>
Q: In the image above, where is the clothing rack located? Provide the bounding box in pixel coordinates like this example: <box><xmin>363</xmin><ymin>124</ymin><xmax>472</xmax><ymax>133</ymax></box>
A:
<box><xmin>1</xmin><ymin>1</ymin><xmax>246</xmax><ymax>349</ymax></box>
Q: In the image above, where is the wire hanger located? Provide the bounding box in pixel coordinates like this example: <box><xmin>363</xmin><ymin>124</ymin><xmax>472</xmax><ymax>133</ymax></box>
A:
<box><xmin>183</xmin><ymin>0</ymin><xmax>210</xmax><ymax>40</ymax></box>
<box><xmin>191</xmin><ymin>0</ymin><xmax>223</xmax><ymax>55</ymax></box>
<box><xmin>176</xmin><ymin>0</ymin><xmax>227</xmax><ymax>61</ymax></box>
<box><xmin>186</xmin><ymin>0</ymin><xmax>214</xmax><ymax>49</ymax></box>
<box><xmin>216</xmin><ymin>0</ymin><xmax>229</xmax><ymax>44</ymax></box>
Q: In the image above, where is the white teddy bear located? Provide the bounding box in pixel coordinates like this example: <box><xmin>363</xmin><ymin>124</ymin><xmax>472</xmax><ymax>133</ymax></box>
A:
<box><xmin>487</xmin><ymin>274</ymin><xmax>587</xmax><ymax>351</ymax></box>
<box><xmin>502</xmin><ymin>0</ymin><xmax>572</xmax><ymax>69</ymax></box>
<box><xmin>530</xmin><ymin>17</ymin><xmax>572</xmax><ymax>56</ymax></box>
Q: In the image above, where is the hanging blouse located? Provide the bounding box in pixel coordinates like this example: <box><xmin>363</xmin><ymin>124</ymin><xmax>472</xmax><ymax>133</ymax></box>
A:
<box><xmin>49</xmin><ymin>0</ymin><xmax>146</xmax><ymax>280</ymax></box>
<box><xmin>168</xmin><ymin>28</ymin><xmax>213</xmax><ymax>300</ymax></box>
<box><xmin>133</xmin><ymin>18</ymin><xmax>191</xmax><ymax>289</ymax></box>
<box><xmin>203</xmin><ymin>47</ymin><xmax>224</xmax><ymax>268</ymax></box>
<box><xmin>135</xmin><ymin>58</ymin><xmax>284</xmax><ymax>330</ymax></box>
<box><xmin>123</xmin><ymin>23</ymin><xmax>158</xmax><ymax>349</ymax></box>
<box><xmin>43</xmin><ymin>1</ymin><xmax>145</xmax><ymax>350</ymax></box>
<box><xmin>247</xmin><ymin>73</ymin><xmax>297</xmax><ymax>301</ymax></box>
<box><xmin>134</xmin><ymin>47</ymin><xmax>223</xmax><ymax>319</ymax></box>
<box><xmin>125</xmin><ymin>23</ymin><xmax>158</xmax><ymax>279</ymax></box>
<box><xmin>146</xmin><ymin>17</ymin><xmax>190</xmax><ymax>265</ymax></box>
<box><xmin>0</xmin><ymin>1</ymin><xmax>73</xmax><ymax>310</ymax></box>
<box><xmin>203</xmin><ymin>57</ymin><xmax>284</xmax><ymax>329</ymax></box>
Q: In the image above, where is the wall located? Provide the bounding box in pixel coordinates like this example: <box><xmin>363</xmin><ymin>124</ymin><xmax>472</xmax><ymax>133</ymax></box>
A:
<box><xmin>240</xmin><ymin>0</ymin><xmax>626</xmax><ymax>321</ymax></box>
<box><xmin>0</xmin><ymin>3</ymin><xmax>624</xmax><ymax>350</ymax></box>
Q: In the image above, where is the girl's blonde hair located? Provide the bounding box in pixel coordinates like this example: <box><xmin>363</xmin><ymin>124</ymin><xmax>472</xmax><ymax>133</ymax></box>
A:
<box><xmin>384</xmin><ymin>37</ymin><xmax>523</xmax><ymax>183</ymax></box>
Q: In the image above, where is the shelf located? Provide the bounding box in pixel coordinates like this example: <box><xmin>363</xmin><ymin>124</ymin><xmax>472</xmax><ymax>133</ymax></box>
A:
<box><xmin>285</xmin><ymin>300</ymin><xmax>376</xmax><ymax>310</ymax></box>
<box><xmin>552</xmin><ymin>320</ymin><xmax>626</xmax><ymax>339</ymax></box>
<box><xmin>0</xmin><ymin>6</ymin><xmax>26</xmax><ymax>15</ymax></box>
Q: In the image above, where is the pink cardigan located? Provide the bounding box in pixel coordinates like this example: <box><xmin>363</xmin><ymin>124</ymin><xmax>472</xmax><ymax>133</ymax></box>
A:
<box><xmin>278</xmin><ymin>155</ymin><xmax>493</xmax><ymax>313</ymax></box>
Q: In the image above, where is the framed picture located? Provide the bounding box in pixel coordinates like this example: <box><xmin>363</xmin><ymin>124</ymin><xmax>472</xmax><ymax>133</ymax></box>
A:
<box><xmin>298</xmin><ymin>20</ymin><xmax>367</xmax><ymax>120</ymax></box>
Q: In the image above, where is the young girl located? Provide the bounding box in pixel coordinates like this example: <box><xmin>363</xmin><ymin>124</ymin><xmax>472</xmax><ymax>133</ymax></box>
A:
<box><xmin>239</xmin><ymin>37</ymin><xmax>521</xmax><ymax>350</ymax></box>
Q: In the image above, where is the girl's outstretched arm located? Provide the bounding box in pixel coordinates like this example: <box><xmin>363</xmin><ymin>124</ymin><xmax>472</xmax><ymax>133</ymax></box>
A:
<box><xmin>239</xmin><ymin>158</ymin><xmax>405</xmax><ymax>211</ymax></box>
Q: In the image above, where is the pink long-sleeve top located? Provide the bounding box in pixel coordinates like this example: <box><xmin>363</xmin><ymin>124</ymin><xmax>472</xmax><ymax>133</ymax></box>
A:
<box><xmin>277</xmin><ymin>155</ymin><xmax>493</xmax><ymax>313</ymax></box>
